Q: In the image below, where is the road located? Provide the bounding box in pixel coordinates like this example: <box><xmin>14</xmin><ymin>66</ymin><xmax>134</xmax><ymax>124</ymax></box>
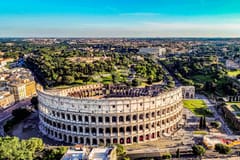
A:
<box><xmin>196</xmin><ymin>94</ymin><xmax>233</xmax><ymax>135</ymax></box>
<box><xmin>0</xmin><ymin>99</ymin><xmax>31</xmax><ymax>123</ymax></box>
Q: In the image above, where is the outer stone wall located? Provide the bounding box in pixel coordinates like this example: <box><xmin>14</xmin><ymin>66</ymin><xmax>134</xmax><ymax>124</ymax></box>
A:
<box><xmin>38</xmin><ymin>85</ymin><xmax>183</xmax><ymax>146</ymax></box>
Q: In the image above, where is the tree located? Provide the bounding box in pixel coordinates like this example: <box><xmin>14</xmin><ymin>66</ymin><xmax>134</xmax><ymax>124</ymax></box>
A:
<box><xmin>12</xmin><ymin>108</ymin><xmax>31</xmax><ymax>121</ymax></box>
<box><xmin>63</xmin><ymin>75</ymin><xmax>75</xmax><ymax>85</ymax></box>
<box><xmin>31</xmin><ymin>96</ymin><xmax>38</xmax><ymax>110</ymax></box>
<box><xmin>210</xmin><ymin>121</ymin><xmax>221</xmax><ymax>128</ymax></box>
<box><xmin>42</xmin><ymin>146</ymin><xmax>67</xmax><ymax>160</ymax></box>
<box><xmin>132</xmin><ymin>79</ymin><xmax>140</xmax><ymax>87</ymax></box>
<box><xmin>176</xmin><ymin>148</ymin><xmax>180</xmax><ymax>158</ymax></box>
<box><xmin>199</xmin><ymin>117</ymin><xmax>203</xmax><ymax>129</ymax></box>
<box><xmin>215</xmin><ymin>143</ymin><xmax>231</xmax><ymax>154</ymax></box>
<box><xmin>147</xmin><ymin>77</ymin><xmax>153</xmax><ymax>85</ymax></box>
<box><xmin>0</xmin><ymin>136</ymin><xmax>45</xmax><ymax>160</ymax></box>
<box><xmin>115</xmin><ymin>144</ymin><xmax>126</xmax><ymax>156</ymax></box>
<box><xmin>192</xmin><ymin>145</ymin><xmax>206</xmax><ymax>158</ymax></box>
<box><xmin>203</xmin><ymin>116</ymin><xmax>206</xmax><ymax>129</ymax></box>
<box><xmin>162</xmin><ymin>152</ymin><xmax>172</xmax><ymax>159</ymax></box>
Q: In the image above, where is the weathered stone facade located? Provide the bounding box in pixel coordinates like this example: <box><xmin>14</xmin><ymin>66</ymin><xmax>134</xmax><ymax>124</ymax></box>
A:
<box><xmin>38</xmin><ymin>84</ymin><xmax>183</xmax><ymax>146</ymax></box>
<box><xmin>181</xmin><ymin>86</ymin><xmax>195</xmax><ymax>99</ymax></box>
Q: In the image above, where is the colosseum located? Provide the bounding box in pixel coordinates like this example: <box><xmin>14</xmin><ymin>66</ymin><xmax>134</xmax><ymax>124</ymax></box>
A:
<box><xmin>38</xmin><ymin>84</ymin><xmax>186</xmax><ymax>146</ymax></box>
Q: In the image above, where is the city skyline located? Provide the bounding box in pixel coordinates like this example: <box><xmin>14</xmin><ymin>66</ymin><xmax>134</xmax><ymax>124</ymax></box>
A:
<box><xmin>1</xmin><ymin>0</ymin><xmax>240</xmax><ymax>37</ymax></box>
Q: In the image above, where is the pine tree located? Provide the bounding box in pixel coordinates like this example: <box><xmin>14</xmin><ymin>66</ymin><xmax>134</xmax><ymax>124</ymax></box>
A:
<box><xmin>203</xmin><ymin>116</ymin><xmax>206</xmax><ymax>129</ymax></box>
<box><xmin>199</xmin><ymin>117</ymin><xmax>203</xmax><ymax>129</ymax></box>
<box><xmin>176</xmin><ymin>148</ymin><xmax>180</xmax><ymax>158</ymax></box>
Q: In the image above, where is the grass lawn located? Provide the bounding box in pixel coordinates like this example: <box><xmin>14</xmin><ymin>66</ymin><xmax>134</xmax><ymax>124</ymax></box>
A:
<box><xmin>183</xmin><ymin>99</ymin><xmax>213</xmax><ymax>117</ymax></box>
<box><xmin>227</xmin><ymin>70</ymin><xmax>240</xmax><ymax>77</ymax></box>
<box><xmin>193</xmin><ymin>130</ymin><xmax>208</xmax><ymax>135</ymax></box>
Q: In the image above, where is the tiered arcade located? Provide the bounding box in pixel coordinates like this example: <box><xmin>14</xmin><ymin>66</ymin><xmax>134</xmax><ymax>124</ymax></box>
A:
<box><xmin>38</xmin><ymin>84</ymin><xmax>183</xmax><ymax>146</ymax></box>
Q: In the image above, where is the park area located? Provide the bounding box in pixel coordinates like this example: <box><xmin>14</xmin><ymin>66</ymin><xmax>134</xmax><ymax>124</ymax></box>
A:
<box><xmin>227</xmin><ymin>70</ymin><xmax>240</xmax><ymax>77</ymax></box>
<box><xmin>183</xmin><ymin>99</ymin><xmax>213</xmax><ymax>117</ymax></box>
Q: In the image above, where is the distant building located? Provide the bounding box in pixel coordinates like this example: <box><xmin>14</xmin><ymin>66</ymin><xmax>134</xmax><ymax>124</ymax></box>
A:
<box><xmin>8</xmin><ymin>83</ymin><xmax>26</xmax><ymax>101</ymax></box>
<box><xmin>61</xmin><ymin>145</ymin><xmax>88</xmax><ymax>160</ymax></box>
<box><xmin>61</xmin><ymin>145</ymin><xmax>117</xmax><ymax>160</ymax></box>
<box><xmin>223</xmin><ymin>103</ymin><xmax>240</xmax><ymax>131</ymax></box>
<box><xmin>89</xmin><ymin>147</ymin><xmax>117</xmax><ymax>160</ymax></box>
<box><xmin>139</xmin><ymin>47</ymin><xmax>166</xmax><ymax>56</ymax></box>
<box><xmin>8</xmin><ymin>80</ymin><xmax>36</xmax><ymax>101</ymax></box>
<box><xmin>0</xmin><ymin>91</ymin><xmax>15</xmax><ymax>109</ymax></box>
<box><xmin>25</xmin><ymin>81</ymin><xmax>37</xmax><ymax>97</ymax></box>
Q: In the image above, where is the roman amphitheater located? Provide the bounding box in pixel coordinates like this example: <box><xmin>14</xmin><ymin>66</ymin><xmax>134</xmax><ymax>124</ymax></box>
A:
<box><xmin>38</xmin><ymin>84</ymin><xmax>194</xmax><ymax>146</ymax></box>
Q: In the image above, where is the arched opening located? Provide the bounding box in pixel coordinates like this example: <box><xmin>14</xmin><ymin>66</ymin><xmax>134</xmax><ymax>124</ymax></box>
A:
<box><xmin>64</xmin><ymin>134</ymin><xmax>67</xmax><ymax>141</ymax></box>
<box><xmin>132</xmin><ymin>115</ymin><xmax>137</xmax><ymax>121</ymax></box>
<box><xmin>157</xmin><ymin>131</ymin><xmax>160</xmax><ymax>137</ymax></box>
<box><xmin>67</xmin><ymin>125</ymin><xmax>71</xmax><ymax>131</ymax></box>
<box><xmin>98</xmin><ymin>117</ymin><xmax>103</xmax><ymax>123</ymax></box>
<box><xmin>126</xmin><ymin>126</ymin><xmax>131</xmax><ymax>132</ymax></box>
<box><xmin>73</xmin><ymin>126</ymin><xmax>77</xmax><ymax>132</ymax></box>
<box><xmin>78</xmin><ymin>115</ymin><xmax>82</xmax><ymax>121</ymax></box>
<box><xmin>85</xmin><ymin>116</ymin><xmax>89</xmax><ymax>122</ymax></box>
<box><xmin>133</xmin><ymin>137</ymin><xmax>137</xmax><ymax>143</ymax></box>
<box><xmin>72</xmin><ymin>115</ymin><xmax>76</xmax><ymax>121</ymax></box>
<box><xmin>85</xmin><ymin>127</ymin><xmax>89</xmax><ymax>134</ymax></box>
<box><xmin>152</xmin><ymin>122</ymin><xmax>155</xmax><ymax>128</ymax></box>
<box><xmin>151</xmin><ymin>133</ymin><xmax>155</xmax><ymax>139</ymax></box>
<box><xmin>67</xmin><ymin>114</ymin><xmax>70</xmax><ymax>120</ymax></box>
<box><xmin>139</xmin><ymin>135</ymin><xmax>144</xmax><ymax>141</ymax></box>
<box><xmin>91</xmin><ymin>116</ymin><xmax>96</xmax><ymax>123</ymax></box>
<box><xmin>120</xmin><ymin>127</ymin><xmax>124</xmax><ymax>133</ymax></box>
<box><xmin>91</xmin><ymin>128</ymin><xmax>96</xmax><ymax>135</ymax></box>
<box><xmin>139</xmin><ymin>114</ymin><xmax>144</xmax><ymax>120</ymax></box>
<box><xmin>112</xmin><ymin>127</ymin><xmax>118</xmax><ymax>133</ymax></box>
<box><xmin>112</xmin><ymin>116</ymin><xmax>117</xmax><ymax>122</ymax></box>
<box><xmin>62</xmin><ymin>124</ymin><xmax>66</xmax><ymax>130</ymax></box>
<box><xmin>151</xmin><ymin>112</ymin><xmax>155</xmax><ymax>117</ymax></box>
<box><xmin>120</xmin><ymin>138</ymin><xmax>124</xmax><ymax>144</ymax></box>
<box><xmin>80</xmin><ymin>137</ymin><xmax>84</xmax><ymax>144</ymax></box>
<box><xmin>146</xmin><ymin>134</ymin><xmax>149</xmax><ymax>140</ymax></box>
<box><xmin>105</xmin><ymin>128</ymin><xmax>110</xmax><ymax>134</ymax></box>
<box><xmin>69</xmin><ymin>136</ymin><xmax>72</xmax><ymax>143</ymax></box>
<box><xmin>99</xmin><ymin>139</ymin><xmax>104</xmax><ymax>144</ymax></box>
<box><xmin>113</xmin><ymin>138</ymin><xmax>118</xmax><ymax>144</ymax></box>
<box><xmin>127</xmin><ymin>137</ymin><xmax>131</xmax><ymax>144</ymax></box>
<box><xmin>79</xmin><ymin>127</ymin><xmax>83</xmax><ymax>133</ymax></box>
<box><xmin>59</xmin><ymin>133</ymin><xmax>62</xmax><ymax>139</ymax></box>
<box><xmin>86</xmin><ymin>138</ymin><xmax>90</xmax><ymax>145</ymax></box>
<box><xmin>133</xmin><ymin>126</ymin><xmax>137</xmax><ymax>132</ymax></box>
<box><xmin>105</xmin><ymin>117</ymin><xmax>110</xmax><ymax>123</ymax></box>
<box><xmin>126</xmin><ymin>115</ymin><xmax>131</xmax><ymax>121</ymax></box>
<box><xmin>106</xmin><ymin>139</ymin><xmax>111</xmax><ymax>144</ymax></box>
<box><xmin>146</xmin><ymin>113</ymin><xmax>149</xmax><ymax>118</ymax></box>
<box><xmin>139</xmin><ymin>125</ymin><xmax>143</xmax><ymax>131</ymax></box>
<box><xmin>99</xmin><ymin>128</ymin><xmax>103</xmax><ymax>134</ymax></box>
<box><xmin>74</xmin><ymin>136</ymin><xmax>78</xmax><ymax>143</ymax></box>
<box><xmin>119</xmin><ymin>116</ymin><xmax>124</xmax><ymax>122</ymax></box>
<box><xmin>92</xmin><ymin>139</ymin><xmax>97</xmax><ymax>145</ymax></box>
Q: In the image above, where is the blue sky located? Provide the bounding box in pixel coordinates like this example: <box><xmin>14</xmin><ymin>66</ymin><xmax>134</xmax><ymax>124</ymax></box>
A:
<box><xmin>1</xmin><ymin>0</ymin><xmax>240</xmax><ymax>37</ymax></box>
